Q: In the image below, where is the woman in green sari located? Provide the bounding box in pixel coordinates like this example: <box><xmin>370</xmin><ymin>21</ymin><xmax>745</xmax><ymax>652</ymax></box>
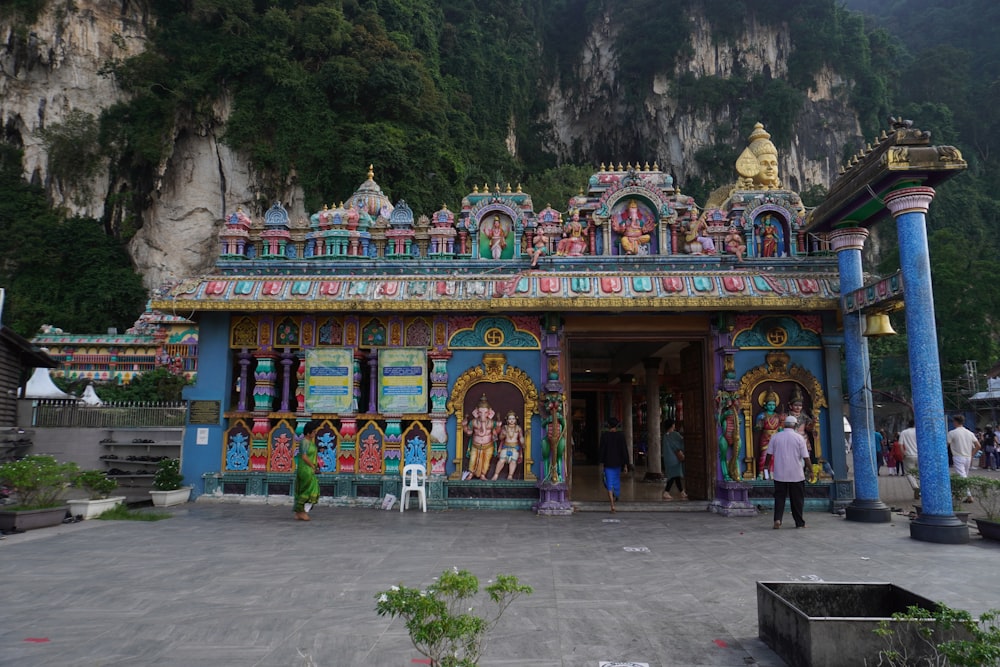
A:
<box><xmin>294</xmin><ymin>419</ymin><xmax>323</xmax><ymax>521</ymax></box>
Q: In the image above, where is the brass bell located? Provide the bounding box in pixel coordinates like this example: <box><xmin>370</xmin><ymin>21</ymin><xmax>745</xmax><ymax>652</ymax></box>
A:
<box><xmin>863</xmin><ymin>312</ymin><xmax>897</xmax><ymax>337</ymax></box>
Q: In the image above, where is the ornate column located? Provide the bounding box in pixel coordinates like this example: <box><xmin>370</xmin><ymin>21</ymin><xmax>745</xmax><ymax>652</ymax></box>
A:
<box><xmin>643</xmin><ymin>358</ymin><xmax>663</xmax><ymax>479</ymax></box>
<box><xmin>366</xmin><ymin>350</ymin><xmax>378</xmax><ymax>413</ymax></box>
<box><xmin>250</xmin><ymin>350</ymin><xmax>277</xmax><ymax>472</ymax></box>
<box><xmin>622</xmin><ymin>383</ymin><xmax>634</xmax><ymax>463</ymax></box>
<box><xmin>885</xmin><ymin>187</ymin><xmax>968</xmax><ymax>544</ymax></box>
<box><xmin>535</xmin><ymin>313</ymin><xmax>572</xmax><ymax>515</ymax></box>
<box><xmin>236</xmin><ymin>349</ymin><xmax>252</xmax><ymax>412</ymax></box>
<box><xmin>428</xmin><ymin>352</ymin><xmax>451</xmax><ymax>477</ymax></box>
<box><xmin>829</xmin><ymin>227</ymin><xmax>889</xmax><ymax>523</ymax></box>
<box><xmin>278</xmin><ymin>348</ymin><xmax>294</xmax><ymax>413</ymax></box>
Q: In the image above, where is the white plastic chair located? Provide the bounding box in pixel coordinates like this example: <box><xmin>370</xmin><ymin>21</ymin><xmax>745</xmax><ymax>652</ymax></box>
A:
<box><xmin>400</xmin><ymin>463</ymin><xmax>427</xmax><ymax>512</ymax></box>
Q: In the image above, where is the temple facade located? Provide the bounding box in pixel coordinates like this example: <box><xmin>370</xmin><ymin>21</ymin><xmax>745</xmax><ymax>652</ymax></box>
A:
<box><xmin>155</xmin><ymin>123</ymin><xmax>856</xmax><ymax>512</ymax></box>
<box><xmin>32</xmin><ymin>306</ymin><xmax>198</xmax><ymax>385</ymax></box>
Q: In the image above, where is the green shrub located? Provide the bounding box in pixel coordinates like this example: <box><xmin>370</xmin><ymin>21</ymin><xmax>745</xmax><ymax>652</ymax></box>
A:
<box><xmin>376</xmin><ymin>567</ymin><xmax>532</xmax><ymax>667</ymax></box>
<box><xmin>0</xmin><ymin>455</ymin><xmax>79</xmax><ymax>509</ymax></box>
<box><xmin>73</xmin><ymin>469</ymin><xmax>118</xmax><ymax>500</ymax></box>
<box><xmin>152</xmin><ymin>458</ymin><xmax>184</xmax><ymax>491</ymax></box>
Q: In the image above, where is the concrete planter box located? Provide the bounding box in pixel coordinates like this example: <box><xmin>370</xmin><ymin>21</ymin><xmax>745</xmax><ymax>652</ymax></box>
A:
<box><xmin>757</xmin><ymin>581</ymin><xmax>951</xmax><ymax>667</ymax></box>
<box><xmin>0</xmin><ymin>506</ymin><xmax>67</xmax><ymax>532</ymax></box>
<box><xmin>67</xmin><ymin>496</ymin><xmax>126</xmax><ymax>520</ymax></box>
<box><xmin>149</xmin><ymin>486</ymin><xmax>192</xmax><ymax>507</ymax></box>
<box><xmin>974</xmin><ymin>517</ymin><xmax>1000</xmax><ymax>541</ymax></box>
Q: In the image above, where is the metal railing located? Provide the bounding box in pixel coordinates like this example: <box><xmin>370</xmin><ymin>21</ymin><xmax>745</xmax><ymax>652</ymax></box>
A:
<box><xmin>29</xmin><ymin>399</ymin><xmax>187</xmax><ymax>428</ymax></box>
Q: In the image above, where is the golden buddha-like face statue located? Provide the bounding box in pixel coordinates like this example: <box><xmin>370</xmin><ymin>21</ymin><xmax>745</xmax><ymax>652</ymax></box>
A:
<box><xmin>748</xmin><ymin>123</ymin><xmax>780</xmax><ymax>188</ymax></box>
<box><xmin>736</xmin><ymin>122</ymin><xmax>782</xmax><ymax>189</ymax></box>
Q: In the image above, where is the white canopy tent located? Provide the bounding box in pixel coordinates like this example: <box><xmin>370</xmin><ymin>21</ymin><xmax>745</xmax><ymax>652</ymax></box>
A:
<box><xmin>24</xmin><ymin>366</ymin><xmax>73</xmax><ymax>399</ymax></box>
<box><xmin>80</xmin><ymin>384</ymin><xmax>103</xmax><ymax>406</ymax></box>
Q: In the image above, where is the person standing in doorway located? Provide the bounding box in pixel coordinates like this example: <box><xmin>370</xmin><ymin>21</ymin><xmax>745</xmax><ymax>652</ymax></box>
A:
<box><xmin>661</xmin><ymin>418</ymin><xmax>687</xmax><ymax>501</ymax></box>
<box><xmin>898</xmin><ymin>420</ymin><xmax>918</xmax><ymax>474</ymax></box>
<box><xmin>294</xmin><ymin>419</ymin><xmax>324</xmax><ymax>521</ymax></box>
<box><xmin>765</xmin><ymin>415</ymin><xmax>812</xmax><ymax>529</ymax></box>
<box><xmin>598</xmin><ymin>417</ymin><xmax>630</xmax><ymax>513</ymax></box>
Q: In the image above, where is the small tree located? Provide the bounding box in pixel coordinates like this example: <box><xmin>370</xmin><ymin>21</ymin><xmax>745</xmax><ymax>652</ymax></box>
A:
<box><xmin>375</xmin><ymin>567</ymin><xmax>533</xmax><ymax>667</ymax></box>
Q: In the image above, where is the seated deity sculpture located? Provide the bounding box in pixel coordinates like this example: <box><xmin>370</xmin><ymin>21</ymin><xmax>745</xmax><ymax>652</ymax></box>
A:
<box><xmin>613</xmin><ymin>199</ymin><xmax>655</xmax><ymax>255</ymax></box>
<box><xmin>555</xmin><ymin>210</ymin><xmax>587</xmax><ymax>256</ymax></box>
<box><xmin>684</xmin><ymin>217</ymin><xmax>716</xmax><ymax>255</ymax></box>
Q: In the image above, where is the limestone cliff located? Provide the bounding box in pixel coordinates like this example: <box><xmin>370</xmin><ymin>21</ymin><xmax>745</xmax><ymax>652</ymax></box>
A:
<box><xmin>2</xmin><ymin>1</ymin><xmax>863</xmax><ymax>288</ymax></box>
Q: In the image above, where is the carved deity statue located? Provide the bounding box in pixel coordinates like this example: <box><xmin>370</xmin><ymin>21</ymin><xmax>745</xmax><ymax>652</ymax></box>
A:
<box><xmin>556</xmin><ymin>210</ymin><xmax>587</xmax><ymax>257</ymax></box>
<box><xmin>491</xmin><ymin>411</ymin><xmax>524</xmax><ymax>480</ymax></box>
<box><xmin>735</xmin><ymin>122</ymin><xmax>782</xmax><ymax>190</ymax></box>
<box><xmin>464</xmin><ymin>394</ymin><xmax>499</xmax><ymax>480</ymax></box>
<box><xmin>484</xmin><ymin>215</ymin><xmax>507</xmax><ymax>259</ymax></box>
<box><xmin>612</xmin><ymin>199</ymin><xmax>655</xmax><ymax>255</ymax></box>
<box><xmin>716</xmin><ymin>390</ymin><xmax>742</xmax><ymax>481</ymax></box>
<box><xmin>541</xmin><ymin>394</ymin><xmax>566</xmax><ymax>484</ymax></box>
<box><xmin>755</xmin><ymin>390</ymin><xmax>781</xmax><ymax>479</ymax></box>
<box><xmin>724</xmin><ymin>227</ymin><xmax>746</xmax><ymax>261</ymax></box>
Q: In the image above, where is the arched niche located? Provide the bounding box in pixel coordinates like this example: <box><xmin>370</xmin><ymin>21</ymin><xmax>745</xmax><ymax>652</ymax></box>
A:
<box><xmin>446</xmin><ymin>353</ymin><xmax>539</xmax><ymax>481</ymax></box>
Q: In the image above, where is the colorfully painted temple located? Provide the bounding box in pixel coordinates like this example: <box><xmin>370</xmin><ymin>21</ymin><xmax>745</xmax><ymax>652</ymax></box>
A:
<box><xmin>31</xmin><ymin>306</ymin><xmax>198</xmax><ymax>385</ymax></box>
<box><xmin>152</xmin><ymin>121</ymin><xmax>964</xmax><ymax>524</ymax></box>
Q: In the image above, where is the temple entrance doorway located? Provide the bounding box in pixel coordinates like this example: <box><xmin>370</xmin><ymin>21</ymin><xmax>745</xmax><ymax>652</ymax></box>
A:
<box><xmin>564</xmin><ymin>335</ymin><xmax>711</xmax><ymax>504</ymax></box>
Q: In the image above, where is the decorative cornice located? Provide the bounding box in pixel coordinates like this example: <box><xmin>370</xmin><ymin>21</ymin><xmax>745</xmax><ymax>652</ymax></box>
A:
<box><xmin>827</xmin><ymin>228</ymin><xmax>869</xmax><ymax>253</ymax></box>
<box><xmin>884</xmin><ymin>186</ymin><xmax>936</xmax><ymax>217</ymax></box>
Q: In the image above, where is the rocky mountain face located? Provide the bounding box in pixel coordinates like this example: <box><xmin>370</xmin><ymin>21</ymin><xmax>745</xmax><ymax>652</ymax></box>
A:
<box><xmin>2</xmin><ymin>1</ymin><xmax>862</xmax><ymax>288</ymax></box>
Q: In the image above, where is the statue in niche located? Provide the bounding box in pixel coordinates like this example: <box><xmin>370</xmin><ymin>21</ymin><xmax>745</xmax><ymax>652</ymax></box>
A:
<box><xmin>754</xmin><ymin>389</ymin><xmax>781</xmax><ymax>479</ymax></box>
<box><xmin>758</xmin><ymin>214</ymin><xmax>782</xmax><ymax>258</ymax></box>
<box><xmin>483</xmin><ymin>214</ymin><xmax>508</xmax><ymax>260</ymax></box>
<box><xmin>463</xmin><ymin>394</ymin><xmax>499</xmax><ymax>480</ymax></box>
<box><xmin>490</xmin><ymin>411</ymin><xmax>524</xmax><ymax>480</ymax></box>
<box><xmin>612</xmin><ymin>199</ymin><xmax>655</xmax><ymax>255</ymax></box>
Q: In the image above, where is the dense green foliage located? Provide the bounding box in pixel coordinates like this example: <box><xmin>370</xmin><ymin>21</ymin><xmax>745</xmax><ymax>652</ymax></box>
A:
<box><xmin>0</xmin><ymin>145</ymin><xmax>148</xmax><ymax>337</ymax></box>
<box><xmin>850</xmin><ymin>0</ymin><xmax>1000</xmax><ymax>391</ymax></box>
<box><xmin>1</xmin><ymin>0</ymin><xmax>996</xmax><ymax>398</ymax></box>
<box><xmin>54</xmin><ymin>368</ymin><xmax>190</xmax><ymax>402</ymax></box>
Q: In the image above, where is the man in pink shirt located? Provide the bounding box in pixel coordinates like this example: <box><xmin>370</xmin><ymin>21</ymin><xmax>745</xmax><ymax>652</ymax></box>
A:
<box><xmin>765</xmin><ymin>415</ymin><xmax>812</xmax><ymax>529</ymax></box>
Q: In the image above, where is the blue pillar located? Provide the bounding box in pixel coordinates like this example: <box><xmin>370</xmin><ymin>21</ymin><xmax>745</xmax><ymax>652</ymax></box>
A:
<box><xmin>820</xmin><ymin>334</ymin><xmax>848</xmax><ymax>480</ymax></box>
<box><xmin>829</xmin><ymin>228</ymin><xmax>890</xmax><ymax>522</ymax></box>
<box><xmin>180</xmin><ymin>312</ymin><xmax>233</xmax><ymax>498</ymax></box>
<box><xmin>885</xmin><ymin>187</ymin><xmax>968</xmax><ymax>544</ymax></box>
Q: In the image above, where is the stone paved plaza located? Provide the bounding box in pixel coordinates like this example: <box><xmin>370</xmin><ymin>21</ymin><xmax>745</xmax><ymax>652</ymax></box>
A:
<box><xmin>1</xmin><ymin>473</ymin><xmax>997</xmax><ymax>667</ymax></box>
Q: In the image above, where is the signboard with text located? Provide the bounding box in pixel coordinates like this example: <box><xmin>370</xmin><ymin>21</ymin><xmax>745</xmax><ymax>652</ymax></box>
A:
<box><xmin>378</xmin><ymin>348</ymin><xmax>427</xmax><ymax>414</ymax></box>
<box><xmin>305</xmin><ymin>348</ymin><xmax>354</xmax><ymax>414</ymax></box>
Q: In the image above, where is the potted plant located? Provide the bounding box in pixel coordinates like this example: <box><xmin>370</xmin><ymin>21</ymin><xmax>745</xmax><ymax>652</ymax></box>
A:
<box><xmin>149</xmin><ymin>458</ymin><xmax>191</xmax><ymax>507</ymax></box>
<box><xmin>949</xmin><ymin>475</ymin><xmax>974</xmax><ymax>523</ymax></box>
<box><xmin>0</xmin><ymin>455</ymin><xmax>78</xmax><ymax>531</ymax></box>
<box><xmin>968</xmin><ymin>476</ymin><xmax>1000</xmax><ymax>541</ymax></box>
<box><xmin>67</xmin><ymin>470</ymin><xmax>126</xmax><ymax>520</ymax></box>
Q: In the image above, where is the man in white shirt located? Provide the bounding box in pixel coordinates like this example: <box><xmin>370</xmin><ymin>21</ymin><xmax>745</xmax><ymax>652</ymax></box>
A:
<box><xmin>764</xmin><ymin>415</ymin><xmax>812</xmax><ymax>529</ymax></box>
<box><xmin>946</xmin><ymin>414</ymin><xmax>980</xmax><ymax>480</ymax></box>
<box><xmin>898</xmin><ymin>420</ymin><xmax>918</xmax><ymax>474</ymax></box>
